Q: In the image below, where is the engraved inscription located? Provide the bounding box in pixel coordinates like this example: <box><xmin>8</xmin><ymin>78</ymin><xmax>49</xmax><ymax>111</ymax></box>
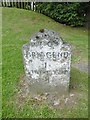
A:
<box><xmin>22</xmin><ymin>29</ymin><xmax>71</xmax><ymax>91</ymax></box>
<box><xmin>28</xmin><ymin>51</ymin><xmax>70</xmax><ymax>60</ymax></box>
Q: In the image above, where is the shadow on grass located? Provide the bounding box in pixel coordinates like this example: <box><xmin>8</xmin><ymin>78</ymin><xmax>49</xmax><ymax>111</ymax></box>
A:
<box><xmin>69</xmin><ymin>67</ymin><xmax>88</xmax><ymax>92</ymax></box>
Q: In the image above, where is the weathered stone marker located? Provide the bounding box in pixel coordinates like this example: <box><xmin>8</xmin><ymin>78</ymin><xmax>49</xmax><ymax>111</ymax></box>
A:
<box><xmin>22</xmin><ymin>29</ymin><xmax>71</xmax><ymax>96</ymax></box>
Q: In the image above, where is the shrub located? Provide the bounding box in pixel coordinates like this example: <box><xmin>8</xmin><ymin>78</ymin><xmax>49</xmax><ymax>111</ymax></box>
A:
<box><xmin>36</xmin><ymin>2</ymin><xmax>89</xmax><ymax>27</ymax></box>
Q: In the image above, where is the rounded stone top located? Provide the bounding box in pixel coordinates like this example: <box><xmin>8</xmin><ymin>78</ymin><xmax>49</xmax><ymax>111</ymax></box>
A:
<box><xmin>29</xmin><ymin>29</ymin><xmax>65</xmax><ymax>49</ymax></box>
<box><xmin>31</xmin><ymin>29</ymin><xmax>63</xmax><ymax>43</ymax></box>
<box><xmin>23</xmin><ymin>29</ymin><xmax>71</xmax><ymax>50</ymax></box>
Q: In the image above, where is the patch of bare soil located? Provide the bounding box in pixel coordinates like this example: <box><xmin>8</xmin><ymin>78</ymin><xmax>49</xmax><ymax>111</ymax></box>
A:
<box><xmin>15</xmin><ymin>74</ymin><xmax>82</xmax><ymax>110</ymax></box>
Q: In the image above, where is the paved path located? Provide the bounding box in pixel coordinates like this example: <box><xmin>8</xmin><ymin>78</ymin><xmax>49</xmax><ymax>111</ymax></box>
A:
<box><xmin>72</xmin><ymin>62</ymin><xmax>88</xmax><ymax>73</ymax></box>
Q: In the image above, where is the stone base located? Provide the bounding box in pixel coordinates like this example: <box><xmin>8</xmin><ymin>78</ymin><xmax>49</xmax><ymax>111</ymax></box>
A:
<box><xmin>26</xmin><ymin>76</ymin><xmax>69</xmax><ymax>98</ymax></box>
<box><xmin>18</xmin><ymin>76</ymin><xmax>75</xmax><ymax>107</ymax></box>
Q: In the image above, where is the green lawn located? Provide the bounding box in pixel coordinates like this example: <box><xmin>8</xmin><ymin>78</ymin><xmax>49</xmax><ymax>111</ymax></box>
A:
<box><xmin>2</xmin><ymin>7</ymin><xmax>88</xmax><ymax>118</ymax></box>
<box><xmin>0</xmin><ymin>7</ymin><xmax>2</xmax><ymax>119</ymax></box>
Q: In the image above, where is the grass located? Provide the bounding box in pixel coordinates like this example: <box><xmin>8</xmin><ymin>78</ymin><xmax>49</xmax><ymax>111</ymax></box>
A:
<box><xmin>2</xmin><ymin>7</ymin><xmax>88</xmax><ymax>118</ymax></box>
<box><xmin>0</xmin><ymin>7</ymin><xmax>2</xmax><ymax>119</ymax></box>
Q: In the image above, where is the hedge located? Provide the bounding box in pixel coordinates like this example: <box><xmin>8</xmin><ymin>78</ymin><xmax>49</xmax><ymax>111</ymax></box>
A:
<box><xmin>36</xmin><ymin>2</ymin><xmax>89</xmax><ymax>27</ymax></box>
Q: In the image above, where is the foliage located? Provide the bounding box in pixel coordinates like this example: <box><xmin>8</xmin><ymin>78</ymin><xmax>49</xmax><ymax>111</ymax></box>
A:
<box><xmin>36</xmin><ymin>2</ymin><xmax>89</xmax><ymax>27</ymax></box>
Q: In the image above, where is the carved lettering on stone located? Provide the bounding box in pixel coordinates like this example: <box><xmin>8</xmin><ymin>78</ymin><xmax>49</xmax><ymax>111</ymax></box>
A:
<box><xmin>22</xmin><ymin>29</ymin><xmax>71</xmax><ymax>95</ymax></box>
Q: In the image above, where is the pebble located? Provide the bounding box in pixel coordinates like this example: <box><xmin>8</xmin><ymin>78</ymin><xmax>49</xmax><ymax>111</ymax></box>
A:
<box><xmin>70</xmin><ymin>93</ymin><xmax>74</xmax><ymax>97</ymax></box>
<box><xmin>34</xmin><ymin>96</ymin><xmax>41</xmax><ymax>101</ymax></box>
<box><xmin>53</xmin><ymin>99</ymin><xmax>60</xmax><ymax>106</ymax></box>
<box><xmin>65</xmin><ymin>98</ymin><xmax>69</xmax><ymax>104</ymax></box>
